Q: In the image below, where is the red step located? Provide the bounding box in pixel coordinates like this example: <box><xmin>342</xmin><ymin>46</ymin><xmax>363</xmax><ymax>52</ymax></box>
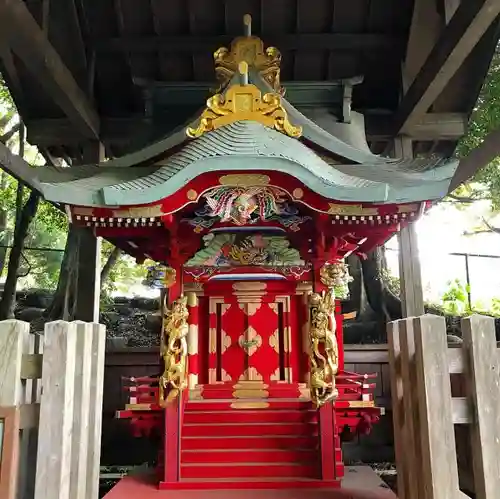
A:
<box><xmin>183</xmin><ymin>409</ymin><xmax>317</xmax><ymax>424</ymax></box>
<box><xmin>181</xmin><ymin>435</ymin><xmax>318</xmax><ymax>450</ymax></box>
<box><xmin>194</xmin><ymin>384</ymin><xmax>303</xmax><ymax>399</ymax></box>
<box><xmin>182</xmin><ymin>422</ymin><xmax>317</xmax><ymax>437</ymax></box>
<box><xmin>181</xmin><ymin>448</ymin><xmax>317</xmax><ymax>464</ymax></box>
<box><xmin>181</xmin><ymin>462</ymin><xmax>320</xmax><ymax>479</ymax></box>
<box><xmin>186</xmin><ymin>399</ymin><xmax>312</xmax><ymax>411</ymax></box>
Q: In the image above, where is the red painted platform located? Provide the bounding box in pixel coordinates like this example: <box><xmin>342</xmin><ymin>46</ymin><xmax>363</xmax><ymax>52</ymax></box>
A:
<box><xmin>103</xmin><ymin>467</ymin><xmax>396</xmax><ymax>498</ymax></box>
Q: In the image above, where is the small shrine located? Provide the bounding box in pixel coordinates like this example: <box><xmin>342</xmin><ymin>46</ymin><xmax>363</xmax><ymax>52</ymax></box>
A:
<box><xmin>16</xmin><ymin>16</ymin><xmax>460</xmax><ymax>490</ymax></box>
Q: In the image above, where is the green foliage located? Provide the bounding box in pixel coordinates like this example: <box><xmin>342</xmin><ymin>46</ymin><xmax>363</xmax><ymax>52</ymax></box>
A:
<box><xmin>380</xmin><ymin>268</ymin><xmax>400</xmax><ymax>296</ymax></box>
<box><xmin>100</xmin><ymin>240</ymin><xmax>152</xmax><ymax>298</ymax></box>
<box><xmin>455</xmin><ymin>53</ymin><xmax>500</xmax><ymax>208</ymax></box>
<box><xmin>439</xmin><ymin>279</ymin><xmax>472</xmax><ymax>316</ymax></box>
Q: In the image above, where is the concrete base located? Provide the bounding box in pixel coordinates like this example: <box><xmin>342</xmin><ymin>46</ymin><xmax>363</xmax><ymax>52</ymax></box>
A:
<box><xmin>103</xmin><ymin>466</ymin><xmax>396</xmax><ymax>499</ymax></box>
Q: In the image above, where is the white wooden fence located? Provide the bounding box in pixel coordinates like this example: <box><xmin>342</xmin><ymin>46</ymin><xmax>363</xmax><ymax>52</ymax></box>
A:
<box><xmin>388</xmin><ymin>314</ymin><xmax>500</xmax><ymax>499</ymax></box>
<box><xmin>0</xmin><ymin>320</ymin><xmax>106</xmax><ymax>499</ymax></box>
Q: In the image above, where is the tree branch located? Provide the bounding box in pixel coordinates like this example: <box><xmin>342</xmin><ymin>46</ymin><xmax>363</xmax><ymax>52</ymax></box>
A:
<box><xmin>101</xmin><ymin>246</ymin><xmax>122</xmax><ymax>283</ymax></box>
<box><xmin>450</xmin><ymin>127</ymin><xmax>500</xmax><ymax>191</ymax></box>
<box><xmin>0</xmin><ymin>123</ymin><xmax>20</xmax><ymax>143</ymax></box>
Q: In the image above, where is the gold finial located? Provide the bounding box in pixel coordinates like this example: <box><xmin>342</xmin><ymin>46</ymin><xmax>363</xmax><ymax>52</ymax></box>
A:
<box><xmin>213</xmin><ymin>13</ymin><xmax>282</xmax><ymax>93</ymax></box>
<box><xmin>186</xmin><ymin>82</ymin><xmax>302</xmax><ymax>139</ymax></box>
<box><xmin>243</xmin><ymin>14</ymin><xmax>252</xmax><ymax>36</ymax></box>
<box><xmin>238</xmin><ymin>61</ymin><xmax>249</xmax><ymax>84</ymax></box>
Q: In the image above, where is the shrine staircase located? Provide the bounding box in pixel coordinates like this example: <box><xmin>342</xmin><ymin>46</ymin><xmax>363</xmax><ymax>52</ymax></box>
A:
<box><xmin>117</xmin><ymin>375</ymin><xmax>381</xmax><ymax>490</ymax></box>
<box><xmin>178</xmin><ymin>382</ymin><xmax>342</xmax><ymax>487</ymax></box>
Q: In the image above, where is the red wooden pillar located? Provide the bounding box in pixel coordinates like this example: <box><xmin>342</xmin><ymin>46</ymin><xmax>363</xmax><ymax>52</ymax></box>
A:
<box><xmin>162</xmin><ymin>399</ymin><xmax>181</xmax><ymax>485</ymax></box>
<box><xmin>319</xmin><ymin>402</ymin><xmax>336</xmax><ymax>480</ymax></box>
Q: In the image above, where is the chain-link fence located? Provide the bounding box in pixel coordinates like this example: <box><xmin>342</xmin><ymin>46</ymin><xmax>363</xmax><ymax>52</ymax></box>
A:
<box><xmin>386</xmin><ymin>247</ymin><xmax>500</xmax><ymax>310</ymax></box>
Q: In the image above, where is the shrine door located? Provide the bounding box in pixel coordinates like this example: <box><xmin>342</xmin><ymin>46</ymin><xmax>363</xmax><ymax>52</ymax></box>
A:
<box><xmin>208</xmin><ymin>295</ymin><xmax>291</xmax><ymax>384</ymax></box>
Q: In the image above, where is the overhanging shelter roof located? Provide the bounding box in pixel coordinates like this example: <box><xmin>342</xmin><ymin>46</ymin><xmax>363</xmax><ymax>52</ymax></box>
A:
<box><xmin>0</xmin><ymin>0</ymin><xmax>498</xmax><ymax>159</ymax></box>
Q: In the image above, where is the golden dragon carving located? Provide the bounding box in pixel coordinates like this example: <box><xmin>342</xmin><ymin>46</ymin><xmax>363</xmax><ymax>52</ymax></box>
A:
<box><xmin>159</xmin><ymin>295</ymin><xmax>189</xmax><ymax>405</ymax></box>
<box><xmin>308</xmin><ymin>287</ymin><xmax>339</xmax><ymax>408</ymax></box>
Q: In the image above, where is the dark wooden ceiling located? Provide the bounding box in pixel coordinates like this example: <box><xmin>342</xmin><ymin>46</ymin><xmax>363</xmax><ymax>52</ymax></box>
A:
<box><xmin>1</xmin><ymin>0</ymin><xmax>499</xmax><ymax>159</ymax></box>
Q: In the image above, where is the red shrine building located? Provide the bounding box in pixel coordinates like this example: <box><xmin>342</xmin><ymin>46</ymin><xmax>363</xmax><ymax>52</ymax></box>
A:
<box><xmin>10</xmin><ymin>20</ymin><xmax>459</xmax><ymax>490</ymax></box>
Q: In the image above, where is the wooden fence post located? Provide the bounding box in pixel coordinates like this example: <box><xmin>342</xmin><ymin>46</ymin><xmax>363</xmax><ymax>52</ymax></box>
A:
<box><xmin>0</xmin><ymin>320</ymin><xmax>29</xmax><ymax>499</ymax></box>
<box><xmin>86</xmin><ymin>323</ymin><xmax>106</xmax><ymax>499</ymax></box>
<box><xmin>387</xmin><ymin>319</ymin><xmax>409</xmax><ymax>499</ymax></box>
<box><xmin>399</xmin><ymin>317</ymin><xmax>425</xmax><ymax>499</ymax></box>
<box><xmin>70</xmin><ymin>322</ymin><xmax>93</xmax><ymax>499</ymax></box>
<box><xmin>34</xmin><ymin>321</ymin><xmax>77</xmax><ymax>499</ymax></box>
<box><xmin>461</xmin><ymin>315</ymin><xmax>500</xmax><ymax>499</ymax></box>
<box><xmin>0</xmin><ymin>320</ymin><xmax>30</xmax><ymax>407</ymax></box>
<box><xmin>413</xmin><ymin>314</ymin><xmax>460</xmax><ymax>499</ymax></box>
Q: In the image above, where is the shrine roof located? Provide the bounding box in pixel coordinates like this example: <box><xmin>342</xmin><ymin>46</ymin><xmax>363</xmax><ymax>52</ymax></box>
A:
<box><xmin>14</xmin><ymin>118</ymin><xmax>456</xmax><ymax>207</ymax></box>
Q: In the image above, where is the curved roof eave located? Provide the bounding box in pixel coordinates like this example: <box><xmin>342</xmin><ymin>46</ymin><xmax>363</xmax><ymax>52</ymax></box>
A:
<box><xmin>37</xmin><ymin>153</ymin><xmax>458</xmax><ymax>208</ymax></box>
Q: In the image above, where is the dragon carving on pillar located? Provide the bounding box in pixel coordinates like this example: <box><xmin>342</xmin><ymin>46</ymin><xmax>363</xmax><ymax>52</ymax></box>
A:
<box><xmin>308</xmin><ymin>261</ymin><xmax>351</xmax><ymax>407</ymax></box>
<box><xmin>308</xmin><ymin>288</ymin><xmax>339</xmax><ymax>407</ymax></box>
<box><xmin>159</xmin><ymin>295</ymin><xmax>189</xmax><ymax>405</ymax></box>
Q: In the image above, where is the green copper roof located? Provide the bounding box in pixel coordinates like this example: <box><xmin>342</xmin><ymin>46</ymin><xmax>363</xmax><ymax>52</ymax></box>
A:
<box><xmin>8</xmin><ymin>120</ymin><xmax>457</xmax><ymax>207</ymax></box>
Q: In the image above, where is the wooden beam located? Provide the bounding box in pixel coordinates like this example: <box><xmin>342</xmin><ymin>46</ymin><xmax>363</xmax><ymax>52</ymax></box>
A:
<box><xmin>95</xmin><ymin>33</ymin><xmax>404</xmax><ymax>53</ymax></box>
<box><xmin>395</xmin><ymin>0</ymin><xmax>500</xmax><ymax>134</ymax></box>
<box><xmin>26</xmin><ymin>112</ymin><xmax>468</xmax><ymax>149</ymax></box>
<box><xmin>0</xmin><ymin>0</ymin><xmax>99</xmax><ymax>139</ymax></box>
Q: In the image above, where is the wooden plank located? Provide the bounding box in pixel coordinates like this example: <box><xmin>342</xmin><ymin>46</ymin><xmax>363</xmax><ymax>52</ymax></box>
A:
<box><xmin>461</xmin><ymin>315</ymin><xmax>500</xmax><ymax>499</ymax></box>
<box><xmin>21</xmin><ymin>353</ymin><xmax>43</xmax><ymax>380</ymax></box>
<box><xmin>86</xmin><ymin>323</ymin><xmax>106</xmax><ymax>499</ymax></box>
<box><xmin>395</xmin><ymin>0</ymin><xmax>500</xmax><ymax>133</ymax></box>
<box><xmin>27</xmin><ymin>112</ymin><xmax>468</xmax><ymax>149</ymax></box>
<box><xmin>96</xmin><ymin>33</ymin><xmax>403</xmax><ymax>53</ymax></box>
<box><xmin>387</xmin><ymin>320</ymin><xmax>409</xmax><ymax>499</ymax></box>
<box><xmin>413</xmin><ymin>315</ymin><xmax>460</xmax><ymax>499</ymax></box>
<box><xmin>69</xmin><ymin>322</ymin><xmax>93</xmax><ymax>499</ymax></box>
<box><xmin>398</xmin><ymin>318</ymin><xmax>424</xmax><ymax>499</ymax></box>
<box><xmin>34</xmin><ymin>321</ymin><xmax>77</xmax><ymax>499</ymax></box>
<box><xmin>0</xmin><ymin>406</ymin><xmax>20</xmax><ymax>499</ymax></box>
<box><xmin>19</xmin><ymin>403</ymin><xmax>40</xmax><ymax>429</ymax></box>
<box><xmin>0</xmin><ymin>0</ymin><xmax>99</xmax><ymax>139</ymax></box>
<box><xmin>0</xmin><ymin>320</ymin><xmax>30</xmax><ymax>406</ymax></box>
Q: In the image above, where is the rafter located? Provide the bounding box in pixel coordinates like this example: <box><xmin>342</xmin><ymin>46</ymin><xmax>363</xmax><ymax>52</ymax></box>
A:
<box><xmin>95</xmin><ymin>33</ymin><xmax>404</xmax><ymax>53</ymax></box>
<box><xmin>0</xmin><ymin>0</ymin><xmax>99</xmax><ymax>139</ymax></box>
<box><xmin>25</xmin><ymin>112</ymin><xmax>468</xmax><ymax>152</ymax></box>
<box><xmin>394</xmin><ymin>0</ymin><xmax>500</xmax><ymax>134</ymax></box>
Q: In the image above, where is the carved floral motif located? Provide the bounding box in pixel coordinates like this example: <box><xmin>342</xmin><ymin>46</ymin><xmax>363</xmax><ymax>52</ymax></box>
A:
<box><xmin>186</xmin><ymin>233</ymin><xmax>304</xmax><ymax>267</ymax></box>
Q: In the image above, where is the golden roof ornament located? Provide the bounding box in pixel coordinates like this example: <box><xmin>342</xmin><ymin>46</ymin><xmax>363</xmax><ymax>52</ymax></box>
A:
<box><xmin>186</xmin><ymin>61</ymin><xmax>302</xmax><ymax>139</ymax></box>
<box><xmin>214</xmin><ymin>14</ymin><xmax>283</xmax><ymax>93</ymax></box>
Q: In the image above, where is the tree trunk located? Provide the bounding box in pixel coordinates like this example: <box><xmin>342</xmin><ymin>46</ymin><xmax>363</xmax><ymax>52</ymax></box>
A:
<box><xmin>0</xmin><ymin>171</ymin><xmax>9</xmax><ymax>276</ymax></box>
<box><xmin>0</xmin><ymin>190</ymin><xmax>40</xmax><ymax>319</ymax></box>
<box><xmin>342</xmin><ymin>247</ymin><xmax>402</xmax><ymax>344</ymax></box>
<box><xmin>43</xmin><ymin>224</ymin><xmax>80</xmax><ymax>321</ymax></box>
<box><xmin>101</xmin><ymin>246</ymin><xmax>122</xmax><ymax>283</ymax></box>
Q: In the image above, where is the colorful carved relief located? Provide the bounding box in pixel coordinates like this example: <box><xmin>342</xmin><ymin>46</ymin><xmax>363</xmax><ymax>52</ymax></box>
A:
<box><xmin>159</xmin><ymin>295</ymin><xmax>189</xmax><ymax>405</ymax></box>
<box><xmin>182</xmin><ymin>187</ymin><xmax>311</xmax><ymax>232</ymax></box>
<box><xmin>186</xmin><ymin>233</ymin><xmax>304</xmax><ymax>267</ymax></box>
<box><xmin>205</xmin><ymin>185</ymin><xmax>287</xmax><ymax>225</ymax></box>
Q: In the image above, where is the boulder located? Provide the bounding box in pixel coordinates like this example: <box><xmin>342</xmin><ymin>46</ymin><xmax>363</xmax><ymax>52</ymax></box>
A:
<box><xmin>15</xmin><ymin>307</ymin><xmax>45</xmax><ymax>322</ymax></box>
<box><xmin>130</xmin><ymin>297</ymin><xmax>160</xmax><ymax>311</ymax></box>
